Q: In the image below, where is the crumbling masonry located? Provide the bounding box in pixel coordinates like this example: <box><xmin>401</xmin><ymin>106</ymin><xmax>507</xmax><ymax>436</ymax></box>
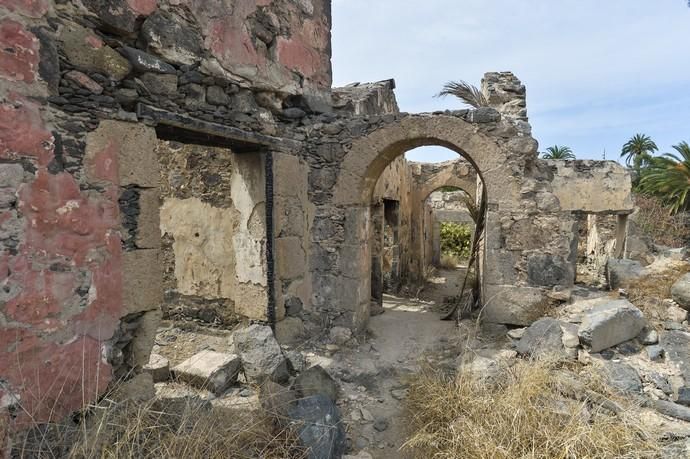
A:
<box><xmin>0</xmin><ymin>0</ymin><xmax>633</xmax><ymax>430</ymax></box>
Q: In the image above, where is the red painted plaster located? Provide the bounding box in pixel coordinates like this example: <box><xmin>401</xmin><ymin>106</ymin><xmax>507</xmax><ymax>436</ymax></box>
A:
<box><xmin>0</xmin><ymin>95</ymin><xmax>53</xmax><ymax>166</ymax></box>
<box><xmin>2</xmin><ymin>166</ymin><xmax>123</xmax><ymax>425</ymax></box>
<box><xmin>0</xmin><ymin>0</ymin><xmax>49</xmax><ymax>19</ymax></box>
<box><xmin>86</xmin><ymin>138</ymin><xmax>120</xmax><ymax>185</ymax></box>
<box><xmin>126</xmin><ymin>0</ymin><xmax>156</xmax><ymax>15</ymax></box>
<box><xmin>207</xmin><ymin>19</ymin><xmax>261</xmax><ymax>68</ymax></box>
<box><xmin>0</xmin><ymin>20</ymin><xmax>40</xmax><ymax>83</ymax></box>
<box><xmin>0</xmin><ymin>328</ymin><xmax>111</xmax><ymax>427</ymax></box>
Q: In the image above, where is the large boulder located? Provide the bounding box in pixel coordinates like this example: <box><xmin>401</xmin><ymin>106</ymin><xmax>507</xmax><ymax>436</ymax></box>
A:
<box><xmin>606</xmin><ymin>259</ymin><xmax>646</xmax><ymax>289</ymax></box>
<box><xmin>577</xmin><ymin>300</ymin><xmax>645</xmax><ymax>352</ymax></box>
<box><xmin>288</xmin><ymin>394</ymin><xmax>346</xmax><ymax>459</ymax></box>
<box><xmin>233</xmin><ymin>324</ymin><xmax>289</xmax><ymax>383</ymax></box>
<box><xmin>671</xmin><ymin>273</ymin><xmax>690</xmax><ymax>311</ymax></box>
<box><xmin>515</xmin><ymin>318</ymin><xmax>570</xmax><ymax>360</ymax></box>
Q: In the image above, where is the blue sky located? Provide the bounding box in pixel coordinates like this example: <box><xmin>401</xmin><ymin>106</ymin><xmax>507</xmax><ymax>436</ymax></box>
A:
<box><xmin>331</xmin><ymin>0</ymin><xmax>690</xmax><ymax>163</ymax></box>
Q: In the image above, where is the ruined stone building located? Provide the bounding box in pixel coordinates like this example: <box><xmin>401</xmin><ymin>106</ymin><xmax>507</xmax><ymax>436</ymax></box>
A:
<box><xmin>0</xmin><ymin>0</ymin><xmax>633</xmax><ymax>430</ymax></box>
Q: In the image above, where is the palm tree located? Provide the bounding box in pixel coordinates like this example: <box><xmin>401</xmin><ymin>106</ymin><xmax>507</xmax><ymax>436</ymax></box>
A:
<box><xmin>542</xmin><ymin>145</ymin><xmax>575</xmax><ymax>160</ymax></box>
<box><xmin>620</xmin><ymin>134</ymin><xmax>658</xmax><ymax>171</ymax></box>
<box><xmin>639</xmin><ymin>141</ymin><xmax>690</xmax><ymax>214</ymax></box>
<box><xmin>437</xmin><ymin>80</ymin><xmax>489</xmax><ymax>108</ymax></box>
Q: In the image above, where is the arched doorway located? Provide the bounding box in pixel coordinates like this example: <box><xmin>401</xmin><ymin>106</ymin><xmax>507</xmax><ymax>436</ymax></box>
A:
<box><xmin>331</xmin><ymin>115</ymin><xmax>533</xmax><ymax>330</ymax></box>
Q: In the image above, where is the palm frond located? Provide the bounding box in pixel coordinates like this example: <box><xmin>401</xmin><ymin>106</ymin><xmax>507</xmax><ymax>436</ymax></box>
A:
<box><xmin>436</xmin><ymin>81</ymin><xmax>489</xmax><ymax>108</ymax></box>
<box><xmin>638</xmin><ymin>141</ymin><xmax>690</xmax><ymax>214</ymax></box>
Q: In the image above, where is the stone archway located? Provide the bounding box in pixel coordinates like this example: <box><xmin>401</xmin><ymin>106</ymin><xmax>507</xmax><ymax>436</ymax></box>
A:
<box><xmin>330</xmin><ymin>114</ymin><xmax>537</xmax><ymax>330</ymax></box>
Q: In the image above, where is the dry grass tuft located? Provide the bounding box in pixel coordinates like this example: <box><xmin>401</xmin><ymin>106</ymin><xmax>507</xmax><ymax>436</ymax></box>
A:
<box><xmin>403</xmin><ymin>360</ymin><xmax>660</xmax><ymax>459</ymax></box>
<box><xmin>13</xmin><ymin>391</ymin><xmax>307</xmax><ymax>459</ymax></box>
<box><xmin>624</xmin><ymin>264</ymin><xmax>690</xmax><ymax>322</ymax></box>
<box><xmin>633</xmin><ymin>195</ymin><xmax>690</xmax><ymax>248</ymax></box>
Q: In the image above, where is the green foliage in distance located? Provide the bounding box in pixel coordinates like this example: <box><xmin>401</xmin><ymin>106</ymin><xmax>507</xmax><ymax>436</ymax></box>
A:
<box><xmin>638</xmin><ymin>141</ymin><xmax>690</xmax><ymax>214</ymax></box>
<box><xmin>542</xmin><ymin>145</ymin><xmax>575</xmax><ymax>160</ymax></box>
<box><xmin>440</xmin><ymin>222</ymin><xmax>472</xmax><ymax>259</ymax></box>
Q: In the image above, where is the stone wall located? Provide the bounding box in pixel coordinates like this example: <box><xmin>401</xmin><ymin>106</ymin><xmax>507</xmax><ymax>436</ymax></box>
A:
<box><xmin>0</xmin><ymin>0</ymin><xmax>330</xmax><ymax>432</ymax></box>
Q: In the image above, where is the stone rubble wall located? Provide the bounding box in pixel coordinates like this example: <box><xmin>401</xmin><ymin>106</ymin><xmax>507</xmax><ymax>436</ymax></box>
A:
<box><xmin>0</xmin><ymin>0</ymin><xmax>331</xmax><ymax>431</ymax></box>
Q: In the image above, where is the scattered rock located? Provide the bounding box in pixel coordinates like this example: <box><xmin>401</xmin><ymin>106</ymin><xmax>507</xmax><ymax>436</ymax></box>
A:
<box><xmin>560</xmin><ymin>322</ymin><xmax>580</xmax><ymax>348</ymax></box>
<box><xmin>373</xmin><ymin>417</ymin><xmax>389</xmax><ymax>432</ymax></box>
<box><xmin>647</xmin><ymin>372</ymin><xmax>673</xmax><ymax>395</ymax></box>
<box><xmin>360</xmin><ymin>408</ymin><xmax>374</xmax><ymax>422</ymax></box>
<box><xmin>259</xmin><ymin>380</ymin><xmax>296</xmax><ymax>420</ymax></box>
<box><xmin>285</xmin><ymin>350</ymin><xmax>307</xmax><ymax>373</ymax></box>
<box><xmin>233</xmin><ymin>324</ymin><xmax>289</xmax><ymax>383</ymax></box>
<box><xmin>212</xmin><ymin>392</ymin><xmax>261</xmax><ymax>416</ymax></box>
<box><xmin>288</xmin><ymin>394</ymin><xmax>346</xmax><ymax>459</ymax></box>
<box><xmin>666</xmin><ymin>303</ymin><xmax>689</xmax><ymax>323</ymax></box>
<box><xmin>274</xmin><ymin>317</ymin><xmax>305</xmax><ymax>344</ymax></box>
<box><xmin>660</xmin><ymin>331</ymin><xmax>690</xmax><ymax>382</ymax></box>
<box><xmin>390</xmin><ymin>388</ymin><xmax>408</xmax><ymax>400</ymax></box>
<box><xmin>293</xmin><ymin>365</ymin><xmax>339</xmax><ymax>402</ymax></box>
<box><xmin>111</xmin><ymin>373</ymin><xmax>155</xmax><ymax>402</ymax></box>
<box><xmin>671</xmin><ymin>273</ymin><xmax>690</xmax><ymax>311</ymax></box>
<box><xmin>172</xmin><ymin>350</ymin><xmax>241</xmax><ymax>396</ymax></box>
<box><xmin>507</xmin><ymin>327</ymin><xmax>526</xmax><ymax>340</ymax></box>
<box><xmin>143</xmin><ymin>353</ymin><xmax>170</xmax><ymax>382</ymax></box>
<box><xmin>153</xmin><ymin>382</ymin><xmax>212</xmax><ymax>416</ymax></box>
<box><xmin>330</xmin><ymin>326</ymin><xmax>353</xmax><ymax>345</ymax></box>
<box><xmin>577</xmin><ymin>299</ymin><xmax>645</xmax><ymax>353</ymax></box>
<box><xmin>637</xmin><ymin>327</ymin><xmax>659</xmax><ymax>345</ymax></box>
<box><xmin>516</xmin><ymin>318</ymin><xmax>570</xmax><ymax>359</ymax></box>
<box><xmin>606</xmin><ymin>259</ymin><xmax>646</xmax><ymax>289</ymax></box>
<box><xmin>676</xmin><ymin>387</ymin><xmax>690</xmax><ymax>406</ymax></box>
<box><xmin>601</xmin><ymin>361</ymin><xmax>642</xmax><ymax>394</ymax></box>
<box><xmin>647</xmin><ymin>345</ymin><xmax>664</xmax><ymax>361</ymax></box>
<box><xmin>661</xmin><ymin>439</ymin><xmax>690</xmax><ymax>459</ymax></box>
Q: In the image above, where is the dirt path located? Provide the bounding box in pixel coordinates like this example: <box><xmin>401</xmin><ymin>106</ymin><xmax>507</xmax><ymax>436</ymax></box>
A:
<box><xmin>330</xmin><ymin>268</ymin><xmax>467</xmax><ymax>458</ymax></box>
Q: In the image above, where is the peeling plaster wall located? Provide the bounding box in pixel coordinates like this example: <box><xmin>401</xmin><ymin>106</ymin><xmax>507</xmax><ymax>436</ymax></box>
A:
<box><xmin>157</xmin><ymin>141</ymin><xmax>267</xmax><ymax>322</ymax></box>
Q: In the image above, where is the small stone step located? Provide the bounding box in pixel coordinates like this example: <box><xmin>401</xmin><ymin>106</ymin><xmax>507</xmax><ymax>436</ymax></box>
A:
<box><xmin>172</xmin><ymin>350</ymin><xmax>241</xmax><ymax>395</ymax></box>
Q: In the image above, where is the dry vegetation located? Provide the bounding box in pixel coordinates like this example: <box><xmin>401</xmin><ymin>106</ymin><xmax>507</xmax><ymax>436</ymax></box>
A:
<box><xmin>403</xmin><ymin>360</ymin><xmax>660</xmax><ymax>459</ymax></box>
<box><xmin>11</xmin><ymin>390</ymin><xmax>307</xmax><ymax>459</ymax></box>
<box><xmin>633</xmin><ymin>195</ymin><xmax>690</xmax><ymax>248</ymax></box>
<box><xmin>623</xmin><ymin>263</ymin><xmax>690</xmax><ymax>323</ymax></box>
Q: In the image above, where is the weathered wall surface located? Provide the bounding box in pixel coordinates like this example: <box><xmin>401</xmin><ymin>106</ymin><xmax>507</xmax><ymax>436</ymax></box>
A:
<box><xmin>546</xmin><ymin>160</ymin><xmax>634</xmax><ymax>214</ymax></box>
<box><xmin>0</xmin><ymin>0</ymin><xmax>328</xmax><ymax>432</ymax></box>
<box><xmin>157</xmin><ymin>142</ymin><xmax>267</xmax><ymax>323</ymax></box>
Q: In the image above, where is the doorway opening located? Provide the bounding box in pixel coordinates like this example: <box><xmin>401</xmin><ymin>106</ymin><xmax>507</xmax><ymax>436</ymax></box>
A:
<box><xmin>368</xmin><ymin>147</ymin><xmax>485</xmax><ymax>321</ymax></box>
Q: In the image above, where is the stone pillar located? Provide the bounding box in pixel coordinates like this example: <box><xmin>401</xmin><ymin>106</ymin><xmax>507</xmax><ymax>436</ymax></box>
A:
<box><xmin>370</xmin><ymin>202</ymin><xmax>384</xmax><ymax>314</ymax></box>
<box><xmin>614</xmin><ymin>214</ymin><xmax>628</xmax><ymax>259</ymax></box>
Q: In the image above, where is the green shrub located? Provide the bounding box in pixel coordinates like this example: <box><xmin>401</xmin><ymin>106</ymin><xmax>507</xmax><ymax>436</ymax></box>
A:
<box><xmin>440</xmin><ymin>222</ymin><xmax>472</xmax><ymax>260</ymax></box>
